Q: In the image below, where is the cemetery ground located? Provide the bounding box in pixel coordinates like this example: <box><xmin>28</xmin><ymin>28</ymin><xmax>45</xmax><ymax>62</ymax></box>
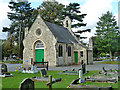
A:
<box><xmin>96</xmin><ymin>61</ymin><xmax>120</xmax><ymax>65</ymax></box>
<box><xmin>2</xmin><ymin>70</ymin><xmax>119</xmax><ymax>88</ymax></box>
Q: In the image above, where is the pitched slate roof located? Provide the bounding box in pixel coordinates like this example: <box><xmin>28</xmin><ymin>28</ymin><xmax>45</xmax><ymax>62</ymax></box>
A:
<box><xmin>45</xmin><ymin>21</ymin><xmax>79</xmax><ymax>44</ymax></box>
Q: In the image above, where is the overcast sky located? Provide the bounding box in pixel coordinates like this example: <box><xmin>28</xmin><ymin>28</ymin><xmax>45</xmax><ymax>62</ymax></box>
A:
<box><xmin>0</xmin><ymin>0</ymin><xmax>119</xmax><ymax>43</ymax></box>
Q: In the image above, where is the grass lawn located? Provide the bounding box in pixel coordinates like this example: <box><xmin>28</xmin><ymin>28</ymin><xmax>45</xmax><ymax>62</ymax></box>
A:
<box><xmin>96</xmin><ymin>61</ymin><xmax>120</xmax><ymax>65</ymax></box>
<box><xmin>1</xmin><ymin>71</ymin><xmax>119</xmax><ymax>89</ymax></box>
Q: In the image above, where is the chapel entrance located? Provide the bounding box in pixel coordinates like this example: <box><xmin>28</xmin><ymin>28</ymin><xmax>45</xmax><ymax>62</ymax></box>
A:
<box><xmin>74</xmin><ymin>52</ymin><xmax>78</xmax><ymax>63</ymax></box>
<box><xmin>35</xmin><ymin>41</ymin><xmax>44</xmax><ymax>62</ymax></box>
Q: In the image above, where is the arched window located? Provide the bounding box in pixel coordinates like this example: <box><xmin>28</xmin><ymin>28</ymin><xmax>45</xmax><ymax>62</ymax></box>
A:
<box><xmin>35</xmin><ymin>41</ymin><xmax>44</xmax><ymax>49</ymax></box>
<box><xmin>80</xmin><ymin>51</ymin><xmax>83</xmax><ymax>57</ymax></box>
<box><xmin>66</xmin><ymin>20</ymin><xmax>69</xmax><ymax>27</ymax></box>
<box><xmin>58</xmin><ymin>45</ymin><xmax>63</xmax><ymax>57</ymax></box>
<box><xmin>68</xmin><ymin>46</ymin><xmax>71</xmax><ymax>56</ymax></box>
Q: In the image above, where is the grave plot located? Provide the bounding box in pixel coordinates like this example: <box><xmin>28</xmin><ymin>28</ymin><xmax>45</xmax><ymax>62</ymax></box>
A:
<box><xmin>67</xmin><ymin>78</ymin><xmax>112</xmax><ymax>89</ymax></box>
<box><xmin>31</xmin><ymin>69</ymin><xmax>55</xmax><ymax>82</ymax></box>
<box><xmin>59</xmin><ymin>62</ymin><xmax>87</xmax><ymax>75</ymax></box>
<box><xmin>86</xmin><ymin>67</ymin><xmax>118</xmax><ymax>83</ymax></box>
<box><xmin>67</xmin><ymin>67</ymin><xmax>118</xmax><ymax>89</ymax></box>
<box><xmin>58</xmin><ymin>69</ymin><xmax>78</xmax><ymax>75</ymax></box>
<box><xmin>0</xmin><ymin>63</ymin><xmax>13</xmax><ymax>77</ymax></box>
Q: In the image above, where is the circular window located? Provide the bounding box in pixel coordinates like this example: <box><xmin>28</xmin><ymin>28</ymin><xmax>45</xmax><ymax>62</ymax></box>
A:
<box><xmin>36</xmin><ymin>29</ymin><xmax>41</xmax><ymax>35</ymax></box>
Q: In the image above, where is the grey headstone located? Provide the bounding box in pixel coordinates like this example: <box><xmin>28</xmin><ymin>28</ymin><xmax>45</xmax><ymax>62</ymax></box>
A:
<box><xmin>82</xmin><ymin>63</ymin><xmax>86</xmax><ymax>74</ymax></box>
<box><xmin>40</xmin><ymin>69</ymin><xmax>47</xmax><ymax>77</ymax></box>
<box><xmin>19</xmin><ymin>78</ymin><xmax>34</xmax><ymax>90</ymax></box>
<box><xmin>4</xmin><ymin>57</ymin><xmax>7</xmax><ymax>61</ymax></box>
<box><xmin>1</xmin><ymin>64</ymin><xmax>8</xmax><ymax>74</ymax></box>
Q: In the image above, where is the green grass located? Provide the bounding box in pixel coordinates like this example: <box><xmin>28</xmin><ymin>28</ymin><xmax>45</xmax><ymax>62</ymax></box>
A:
<box><xmin>1</xmin><ymin>71</ymin><xmax>119</xmax><ymax>88</ymax></box>
<box><xmin>96</xmin><ymin>61</ymin><xmax>120</xmax><ymax>65</ymax></box>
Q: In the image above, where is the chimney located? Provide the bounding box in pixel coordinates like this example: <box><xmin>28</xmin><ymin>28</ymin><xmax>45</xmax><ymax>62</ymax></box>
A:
<box><xmin>63</xmin><ymin>16</ymin><xmax>71</xmax><ymax>31</ymax></box>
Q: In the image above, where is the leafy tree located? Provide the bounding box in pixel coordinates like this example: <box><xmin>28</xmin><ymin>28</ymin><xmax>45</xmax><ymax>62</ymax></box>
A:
<box><xmin>95</xmin><ymin>11</ymin><xmax>119</xmax><ymax>60</ymax></box>
<box><xmin>2</xmin><ymin>32</ymin><xmax>15</xmax><ymax>57</ymax></box>
<box><xmin>38</xmin><ymin>1</ymin><xmax>90</xmax><ymax>39</ymax></box>
<box><xmin>38</xmin><ymin>1</ymin><xmax>64</xmax><ymax>26</ymax></box>
<box><xmin>3</xmin><ymin>1</ymin><xmax>34</xmax><ymax>58</ymax></box>
<box><xmin>91</xmin><ymin>36</ymin><xmax>100</xmax><ymax>57</ymax></box>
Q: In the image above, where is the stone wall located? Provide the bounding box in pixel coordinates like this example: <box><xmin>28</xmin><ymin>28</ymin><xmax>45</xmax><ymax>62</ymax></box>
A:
<box><xmin>23</xmin><ymin>15</ymin><xmax>57</xmax><ymax>66</ymax></box>
<box><xmin>56</xmin><ymin>43</ymin><xmax>73</xmax><ymax>66</ymax></box>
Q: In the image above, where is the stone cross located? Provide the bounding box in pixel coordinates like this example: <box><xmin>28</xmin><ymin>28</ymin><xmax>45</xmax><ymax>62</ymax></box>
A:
<box><xmin>19</xmin><ymin>78</ymin><xmax>34</xmax><ymax>90</ymax></box>
<box><xmin>46</xmin><ymin>75</ymin><xmax>61</xmax><ymax>90</ymax></box>
<box><xmin>79</xmin><ymin>68</ymin><xmax>83</xmax><ymax>83</ymax></box>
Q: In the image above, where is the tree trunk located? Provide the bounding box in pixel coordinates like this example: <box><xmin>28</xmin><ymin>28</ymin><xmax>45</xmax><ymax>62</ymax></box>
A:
<box><xmin>19</xmin><ymin>23</ymin><xmax>22</xmax><ymax>60</ymax></box>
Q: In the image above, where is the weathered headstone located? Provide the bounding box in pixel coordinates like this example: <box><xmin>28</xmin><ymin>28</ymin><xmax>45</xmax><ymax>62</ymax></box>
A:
<box><xmin>19</xmin><ymin>78</ymin><xmax>34</xmax><ymax>90</ymax></box>
<box><xmin>40</xmin><ymin>69</ymin><xmax>47</xmax><ymax>77</ymax></box>
<box><xmin>0</xmin><ymin>63</ymin><xmax>13</xmax><ymax>77</ymax></box>
<box><xmin>81</xmin><ymin>60</ymin><xmax>86</xmax><ymax>74</ymax></box>
<box><xmin>4</xmin><ymin>57</ymin><xmax>7</xmax><ymax>61</ymax></box>
<box><xmin>1</xmin><ymin>64</ymin><xmax>8</xmax><ymax>74</ymax></box>
<box><xmin>79</xmin><ymin>68</ymin><xmax>83</xmax><ymax>83</ymax></box>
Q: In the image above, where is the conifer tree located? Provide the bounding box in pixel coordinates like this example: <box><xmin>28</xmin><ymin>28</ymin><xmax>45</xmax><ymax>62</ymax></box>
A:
<box><xmin>95</xmin><ymin>11</ymin><xmax>119</xmax><ymax>60</ymax></box>
<box><xmin>3</xmin><ymin>1</ymin><xmax>34</xmax><ymax>58</ymax></box>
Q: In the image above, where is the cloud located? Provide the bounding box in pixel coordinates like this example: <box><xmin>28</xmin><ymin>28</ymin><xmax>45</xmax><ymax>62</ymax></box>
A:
<box><xmin>81</xmin><ymin>0</ymin><xmax>113</xmax><ymax>29</ymax></box>
<box><xmin>0</xmin><ymin>2</ymin><xmax>11</xmax><ymax>39</ymax></box>
<box><xmin>79</xmin><ymin>0</ymin><xmax>115</xmax><ymax>43</ymax></box>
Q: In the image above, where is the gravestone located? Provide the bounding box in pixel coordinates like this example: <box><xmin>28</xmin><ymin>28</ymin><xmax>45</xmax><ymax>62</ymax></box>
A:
<box><xmin>19</xmin><ymin>78</ymin><xmax>34</xmax><ymax>90</ymax></box>
<box><xmin>31</xmin><ymin>69</ymin><xmax>56</xmax><ymax>82</ymax></box>
<box><xmin>81</xmin><ymin>60</ymin><xmax>86</xmax><ymax>74</ymax></box>
<box><xmin>4</xmin><ymin>57</ymin><xmax>7</xmax><ymax>61</ymax></box>
<box><xmin>1</xmin><ymin>64</ymin><xmax>8</xmax><ymax>74</ymax></box>
<box><xmin>40</xmin><ymin>69</ymin><xmax>47</xmax><ymax>77</ymax></box>
<box><xmin>0</xmin><ymin>63</ymin><xmax>13</xmax><ymax>77</ymax></box>
<box><xmin>79</xmin><ymin>68</ymin><xmax>83</xmax><ymax>83</ymax></box>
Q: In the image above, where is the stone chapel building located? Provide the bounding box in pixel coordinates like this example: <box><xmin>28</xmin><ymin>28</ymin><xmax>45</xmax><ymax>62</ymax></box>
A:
<box><xmin>23</xmin><ymin>14</ymin><xmax>93</xmax><ymax>66</ymax></box>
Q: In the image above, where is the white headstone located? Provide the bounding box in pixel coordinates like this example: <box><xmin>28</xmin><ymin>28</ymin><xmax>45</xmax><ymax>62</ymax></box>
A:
<box><xmin>79</xmin><ymin>69</ymin><xmax>83</xmax><ymax>83</ymax></box>
<box><xmin>4</xmin><ymin>57</ymin><xmax>7</xmax><ymax>61</ymax></box>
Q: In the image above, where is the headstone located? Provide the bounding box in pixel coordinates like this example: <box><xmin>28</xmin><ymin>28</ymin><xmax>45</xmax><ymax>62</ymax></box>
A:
<box><xmin>31</xmin><ymin>65</ymin><xmax>37</xmax><ymax>71</ymax></box>
<box><xmin>0</xmin><ymin>63</ymin><xmax>13</xmax><ymax>77</ymax></box>
<box><xmin>19</xmin><ymin>78</ymin><xmax>34</xmax><ymax>90</ymax></box>
<box><xmin>40</xmin><ymin>69</ymin><xmax>47</xmax><ymax>77</ymax></box>
<box><xmin>4</xmin><ymin>57</ymin><xmax>7</xmax><ymax>61</ymax></box>
<box><xmin>1</xmin><ymin>64</ymin><xmax>8</xmax><ymax>74</ymax></box>
<box><xmin>81</xmin><ymin>60</ymin><xmax>86</xmax><ymax>74</ymax></box>
<box><xmin>79</xmin><ymin>68</ymin><xmax>83</xmax><ymax>83</ymax></box>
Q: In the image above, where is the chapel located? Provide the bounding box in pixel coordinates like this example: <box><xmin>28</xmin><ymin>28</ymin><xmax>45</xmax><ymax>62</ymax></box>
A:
<box><xmin>23</xmin><ymin>14</ymin><xmax>93</xmax><ymax>66</ymax></box>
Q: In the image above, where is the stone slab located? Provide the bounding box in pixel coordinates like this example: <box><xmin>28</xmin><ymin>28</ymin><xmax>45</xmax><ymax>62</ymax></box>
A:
<box><xmin>31</xmin><ymin>76</ymin><xmax>55</xmax><ymax>82</ymax></box>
